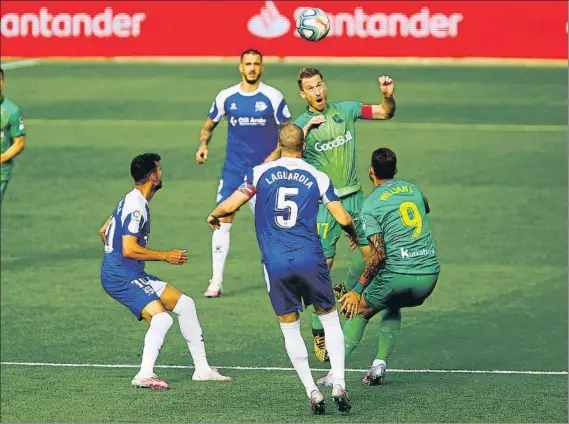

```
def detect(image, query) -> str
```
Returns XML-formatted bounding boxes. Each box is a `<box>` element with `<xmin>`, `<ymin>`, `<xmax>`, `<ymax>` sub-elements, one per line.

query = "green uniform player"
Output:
<box><xmin>0</xmin><ymin>67</ymin><xmax>26</xmax><ymax>205</ymax></box>
<box><xmin>294</xmin><ymin>67</ymin><xmax>396</xmax><ymax>362</ymax></box>
<box><xmin>319</xmin><ymin>147</ymin><xmax>440</xmax><ymax>387</ymax></box>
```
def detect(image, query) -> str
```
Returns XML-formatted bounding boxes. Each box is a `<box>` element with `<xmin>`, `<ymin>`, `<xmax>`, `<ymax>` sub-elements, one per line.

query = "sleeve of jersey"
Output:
<box><xmin>342</xmin><ymin>100</ymin><xmax>364</xmax><ymax>120</ymax></box>
<box><xmin>274</xmin><ymin>97</ymin><xmax>292</xmax><ymax>124</ymax></box>
<box><xmin>321</xmin><ymin>180</ymin><xmax>340</xmax><ymax>205</ymax></box>
<box><xmin>207</xmin><ymin>93</ymin><xmax>226</xmax><ymax>123</ymax></box>
<box><xmin>10</xmin><ymin>108</ymin><xmax>25</xmax><ymax>137</ymax></box>
<box><xmin>361</xmin><ymin>208</ymin><xmax>382</xmax><ymax>239</ymax></box>
<box><xmin>122</xmin><ymin>210</ymin><xmax>145</xmax><ymax>237</ymax></box>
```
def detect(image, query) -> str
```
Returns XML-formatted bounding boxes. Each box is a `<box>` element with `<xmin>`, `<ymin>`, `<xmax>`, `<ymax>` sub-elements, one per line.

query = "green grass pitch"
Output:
<box><xmin>0</xmin><ymin>61</ymin><xmax>567</xmax><ymax>422</ymax></box>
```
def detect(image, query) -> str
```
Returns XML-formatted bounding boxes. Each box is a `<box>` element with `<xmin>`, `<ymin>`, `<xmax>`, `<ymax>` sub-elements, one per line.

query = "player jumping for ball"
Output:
<box><xmin>266</xmin><ymin>67</ymin><xmax>396</xmax><ymax>362</ymax></box>
<box><xmin>196</xmin><ymin>49</ymin><xmax>291</xmax><ymax>298</ymax></box>
<box><xmin>207</xmin><ymin>123</ymin><xmax>357</xmax><ymax>414</ymax></box>
<box><xmin>99</xmin><ymin>153</ymin><xmax>232</xmax><ymax>389</ymax></box>
<box><xmin>319</xmin><ymin>147</ymin><xmax>440</xmax><ymax>386</ymax></box>
<box><xmin>0</xmin><ymin>67</ymin><xmax>26</xmax><ymax>205</ymax></box>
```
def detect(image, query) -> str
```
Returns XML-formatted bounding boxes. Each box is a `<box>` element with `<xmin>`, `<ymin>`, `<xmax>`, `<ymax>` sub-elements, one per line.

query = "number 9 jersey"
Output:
<box><xmin>241</xmin><ymin>157</ymin><xmax>339</xmax><ymax>264</ymax></box>
<box><xmin>360</xmin><ymin>179</ymin><xmax>440</xmax><ymax>275</ymax></box>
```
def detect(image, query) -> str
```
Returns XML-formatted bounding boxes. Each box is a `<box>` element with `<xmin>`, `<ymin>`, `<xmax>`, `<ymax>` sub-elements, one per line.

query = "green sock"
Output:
<box><xmin>311</xmin><ymin>308</ymin><xmax>324</xmax><ymax>332</ymax></box>
<box><xmin>343</xmin><ymin>315</ymin><xmax>369</xmax><ymax>359</ymax></box>
<box><xmin>376</xmin><ymin>309</ymin><xmax>402</xmax><ymax>361</ymax></box>
<box><xmin>344</xmin><ymin>253</ymin><xmax>366</xmax><ymax>291</ymax></box>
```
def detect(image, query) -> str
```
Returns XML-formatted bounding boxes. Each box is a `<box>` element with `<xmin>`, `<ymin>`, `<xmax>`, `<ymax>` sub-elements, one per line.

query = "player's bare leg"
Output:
<box><xmin>132</xmin><ymin>300</ymin><xmax>173</xmax><ymax>390</ymax></box>
<box><xmin>160</xmin><ymin>284</ymin><xmax>232</xmax><ymax>381</ymax></box>
<box><xmin>311</xmin><ymin>257</ymin><xmax>335</xmax><ymax>363</ymax></box>
<box><xmin>205</xmin><ymin>214</ymin><xmax>234</xmax><ymax>297</ymax></box>
<box><xmin>279</xmin><ymin>311</ymin><xmax>325</xmax><ymax>414</ymax></box>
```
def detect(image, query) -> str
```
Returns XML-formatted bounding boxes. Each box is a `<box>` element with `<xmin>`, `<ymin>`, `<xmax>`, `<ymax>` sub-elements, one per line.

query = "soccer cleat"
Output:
<box><xmin>310</xmin><ymin>389</ymin><xmax>326</xmax><ymax>415</ymax></box>
<box><xmin>131</xmin><ymin>373</ymin><xmax>170</xmax><ymax>390</ymax></box>
<box><xmin>361</xmin><ymin>363</ymin><xmax>386</xmax><ymax>386</ymax></box>
<box><xmin>332</xmin><ymin>385</ymin><xmax>352</xmax><ymax>413</ymax></box>
<box><xmin>204</xmin><ymin>280</ymin><xmax>223</xmax><ymax>298</ymax></box>
<box><xmin>192</xmin><ymin>367</ymin><xmax>232</xmax><ymax>381</ymax></box>
<box><xmin>312</xmin><ymin>329</ymin><xmax>329</xmax><ymax>363</ymax></box>
<box><xmin>332</xmin><ymin>282</ymin><xmax>347</xmax><ymax>300</ymax></box>
<box><xmin>316</xmin><ymin>371</ymin><xmax>333</xmax><ymax>387</ymax></box>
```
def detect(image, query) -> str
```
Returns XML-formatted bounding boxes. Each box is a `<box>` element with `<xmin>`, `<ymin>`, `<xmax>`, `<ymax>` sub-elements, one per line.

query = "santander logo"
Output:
<box><xmin>248</xmin><ymin>2</ymin><xmax>464</xmax><ymax>39</ymax></box>
<box><xmin>247</xmin><ymin>1</ymin><xmax>290</xmax><ymax>39</ymax></box>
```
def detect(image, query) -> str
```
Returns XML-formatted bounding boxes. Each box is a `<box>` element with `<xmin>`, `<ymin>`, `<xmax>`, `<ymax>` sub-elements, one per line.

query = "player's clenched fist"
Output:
<box><xmin>164</xmin><ymin>249</ymin><xmax>188</xmax><ymax>265</ymax></box>
<box><xmin>196</xmin><ymin>145</ymin><xmax>208</xmax><ymax>164</ymax></box>
<box><xmin>206</xmin><ymin>214</ymin><xmax>221</xmax><ymax>230</ymax></box>
<box><xmin>378</xmin><ymin>75</ymin><xmax>394</xmax><ymax>98</ymax></box>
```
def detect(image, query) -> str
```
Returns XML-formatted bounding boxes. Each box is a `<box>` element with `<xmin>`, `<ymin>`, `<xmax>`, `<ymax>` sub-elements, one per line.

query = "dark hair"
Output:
<box><xmin>297</xmin><ymin>67</ymin><xmax>323</xmax><ymax>89</ymax></box>
<box><xmin>0</xmin><ymin>67</ymin><xmax>4</xmax><ymax>79</ymax></box>
<box><xmin>130</xmin><ymin>153</ymin><xmax>161</xmax><ymax>184</ymax></box>
<box><xmin>240</xmin><ymin>49</ymin><xmax>263</xmax><ymax>62</ymax></box>
<box><xmin>371</xmin><ymin>148</ymin><xmax>397</xmax><ymax>179</ymax></box>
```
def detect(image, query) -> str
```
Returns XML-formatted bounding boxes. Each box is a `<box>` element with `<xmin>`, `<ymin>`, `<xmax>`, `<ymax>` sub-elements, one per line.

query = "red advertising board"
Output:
<box><xmin>0</xmin><ymin>1</ymin><xmax>567</xmax><ymax>59</ymax></box>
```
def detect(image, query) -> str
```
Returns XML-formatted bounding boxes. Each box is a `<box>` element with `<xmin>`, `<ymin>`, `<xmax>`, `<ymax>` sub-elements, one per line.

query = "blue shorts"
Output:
<box><xmin>264</xmin><ymin>256</ymin><xmax>335</xmax><ymax>316</ymax></box>
<box><xmin>101</xmin><ymin>273</ymin><xmax>168</xmax><ymax>320</ymax></box>
<box><xmin>216</xmin><ymin>167</ymin><xmax>256</xmax><ymax>211</ymax></box>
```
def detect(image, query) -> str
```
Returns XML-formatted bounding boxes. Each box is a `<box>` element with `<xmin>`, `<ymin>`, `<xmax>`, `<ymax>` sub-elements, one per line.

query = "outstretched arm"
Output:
<box><xmin>361</xmin><ymin>76</ymin><xmax>396</xmax><ymax>120</ymax></box>
<box><xmin>207</xmin><ymin>185</ymin><xmax>254</xmax><ymax>228</ymax></box>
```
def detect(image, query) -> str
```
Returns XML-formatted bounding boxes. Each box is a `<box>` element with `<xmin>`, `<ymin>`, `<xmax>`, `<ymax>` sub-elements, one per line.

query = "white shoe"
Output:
<box><xmin>332</xmin><ymin>384</ymin><xmax>352</xmax><ymax>413</ymax></box>
<box><xmin>316</xmin><ymin>370</ymin><xmax>333</xmax><ymax>387</ymax></box>
<box><xmin>192</xmin><ymin>367</ymin><xmax>232</xmax><ymax>381</ymax></box>
<box><xmin>204</xmin><ymin>280</ymin><xmax>223</xmax><ymax>298</ymax></box>
<box><xmin>361</xmin><ymin>362</ymin><xmax>386</xmax><ymax>386</ymax></box>
<box><xmin>131</xmin><ymin>372</ymin><xmax>170</xmax><ymax>390</ymax></box>
<box><xmin>310</xmin><ymin>389</ymin><xmax>326</xmax><ymax>415</ymax></box>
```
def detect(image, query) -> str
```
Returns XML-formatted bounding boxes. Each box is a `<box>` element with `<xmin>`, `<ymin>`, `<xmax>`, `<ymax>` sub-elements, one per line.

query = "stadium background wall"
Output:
<box><xmin>0</xmin><ymin>0</ymin><xmax>567</xmax><ymax>62</ymax></box>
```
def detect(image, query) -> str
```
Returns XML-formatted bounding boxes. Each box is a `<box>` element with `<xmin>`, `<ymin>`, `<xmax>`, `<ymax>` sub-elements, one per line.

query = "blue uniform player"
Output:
<box><xmin>207</xmin><ymin>124</ymin><xmax>357</xmax><ymax>415</ymax></box>
<box><xmin>99</xmin><ymin>153</ymin><xmax>231</xmax><ymax>390</ymax></box>
<box><xmin>196</xmin><ymin>49</ymin><xmax>291</xmax><ymax>298</ymax></box>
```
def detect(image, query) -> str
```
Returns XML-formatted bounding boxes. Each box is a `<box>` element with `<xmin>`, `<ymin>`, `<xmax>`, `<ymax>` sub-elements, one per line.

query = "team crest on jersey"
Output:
<box><xmin>18</xmin><ymin>117</ymin><xmax>25</xmax><ymax>131</ymax></box>
<box><xmin>128</xmin><ymin>210</ymin><xmax>142</xmax><ymax>233</ymax></box>
<box><xmin>332</xmin><ymin>114</ymin><xmax>344</xmax><ymax>124</ymax></box>
<box><xmin>230</xmin><ymin>103</ymin><xmax>237</xmax><ymax>110</ymax></box>
<box><xmin>255</xmin><ymin>101</ymin><xmax>268</xmax><ymax>112</ymax></box>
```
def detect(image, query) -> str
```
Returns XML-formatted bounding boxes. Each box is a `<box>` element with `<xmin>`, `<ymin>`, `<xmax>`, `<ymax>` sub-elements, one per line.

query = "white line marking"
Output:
<box><xmin>1</xmin><ymin>361</ymin><xmax>566</xmax><ymax>375</ymax></box>
<box><xmin>25</xmin><ymin>119</ymin><xmax>566</xmax><ymax>133</ymax></box>
<box><xmin>1</xmin><ymin>59</ymin><xmax>42</xmax><ymax>70</ymax></box>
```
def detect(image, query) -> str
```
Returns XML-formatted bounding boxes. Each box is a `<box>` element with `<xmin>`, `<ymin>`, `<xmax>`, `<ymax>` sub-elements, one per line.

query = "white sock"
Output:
<box><xmin>139</xmin><ymin>312</ymin><xmax>173</xmax><ymax>377</ymax></box>
<box><xmin>173</xmin><ymin>295</ymin><xmax>210</xmax><ymax>374</ymax></box>
<box><xmin>280</xmin><ymin>320</ymin><xmax>318</xmax><ymax>398</ymax></box>
<box><xmin>319</xmin><ymin>310</ymin><xmax>346</xmax><ymax>390</ymax></box>
<box><xmin>211</xmin><ymin>223</ymin><xmax>232</xmax><ymax>286</ymax></box>
<box><xmin>372</xmin><ymin>359</ymin><xmax>387</xmax><ymax>368</ymax></box>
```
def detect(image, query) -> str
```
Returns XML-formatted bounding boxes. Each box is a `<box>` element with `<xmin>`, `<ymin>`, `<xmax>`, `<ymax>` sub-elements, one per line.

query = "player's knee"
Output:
<box><xmin>152</xmin><ymin>311</ymin><xmax>174</xmax><ymax>329</ymax></box>
<box><xmin>172</xmin><ymin>294</ymin><xmax>195</xmax><ymax>315</ymax></box>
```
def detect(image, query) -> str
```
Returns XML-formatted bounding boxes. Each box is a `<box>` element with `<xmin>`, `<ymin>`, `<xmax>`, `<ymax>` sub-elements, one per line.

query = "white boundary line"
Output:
<box><xmin>0</xmin><ymin>56</ymin><xmax>566</xmax><ymax>68</ymax></box>
<box><xmin>0</xmin><ymin>58</ymin><xmax>42</xmax><ymax>70</ymax></box>
<box><xmin>1</xmin><ymin>361</ymin><xmax>566</xmax><ymax>376</ymax></box>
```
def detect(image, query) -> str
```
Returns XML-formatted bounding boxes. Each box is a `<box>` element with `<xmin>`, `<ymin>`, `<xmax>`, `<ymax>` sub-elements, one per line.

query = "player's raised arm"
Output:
<box><xmin>361</xmin><ymin>75</ymin><xmax>396</xmax><ymax>120</ymax></box>
<box><xmin>207</xmin><ymin>182</ymin><xmax>255</xmax><ymax>229</ymax></box>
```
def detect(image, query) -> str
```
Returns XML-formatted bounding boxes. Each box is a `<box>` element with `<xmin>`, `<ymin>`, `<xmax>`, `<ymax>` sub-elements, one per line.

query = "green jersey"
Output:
<box><xmin>294</xmin><ymin>101</ymin><xmax>362</xmax><ymax>198</ymax></box>
<box><xmin>361</xmin><ymin>179</ymin><xmax>440</xmax><ymax>275</ymax></box>
<box><xmin>1</xmin><ymin>97</ymin><xmax>25</xmax><ymax>181</ymax></box>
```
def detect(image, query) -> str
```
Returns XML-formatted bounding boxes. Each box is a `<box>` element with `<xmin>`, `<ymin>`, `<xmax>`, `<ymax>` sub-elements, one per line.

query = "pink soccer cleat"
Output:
<box><xmin>131</xmin><ymin>373</ymin><xmax>170</xmax><ymax>390</ymax></box>
<box><xmin>204</xmin><ymin>280</ymin><xmax>223</xmax><ymax>298</ymax></box>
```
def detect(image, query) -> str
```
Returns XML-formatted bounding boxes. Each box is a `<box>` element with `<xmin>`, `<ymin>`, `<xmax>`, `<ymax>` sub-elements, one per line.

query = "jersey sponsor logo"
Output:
<box><xmin>255</xmin><ymin>101</ymin><xmax>268</xmax><ymax>112</ymax></box>
<box><xmin>400</xmin><ymin>247</ymin><xmax>435</xmax><ymax>259</ymax></box>
<box><xmin>314</xmin><ymin>130</ymin><xmax>353</xmax><ymax>152</ymax></box>
<box><xmin>1</xmin><ymin>7</ymin><xmax>146</xmax><ymax>39</ymax></box>
<box><xmin>247</xmin><ymin>1</ymin><xmax>290</xmax><ymax>39</ymax></box>
<box><xmin>230</xmin><ymin>116</ymin><xmax>267</xmax><ymax>127</ymax></box>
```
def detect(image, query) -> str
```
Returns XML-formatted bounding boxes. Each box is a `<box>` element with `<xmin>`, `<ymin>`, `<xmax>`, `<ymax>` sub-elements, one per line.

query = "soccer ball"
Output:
<box><xmin>296</xmin><ymin>8</ymin><xmax>331</xmax><ymax>42</ymax></box>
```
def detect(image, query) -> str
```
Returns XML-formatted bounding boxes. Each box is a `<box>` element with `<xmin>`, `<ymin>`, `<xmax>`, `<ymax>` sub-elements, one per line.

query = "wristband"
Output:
<box><xmin>353</xmin><ymin>282</ymin><xmax>366</xmax><ymax>295</ymax></box>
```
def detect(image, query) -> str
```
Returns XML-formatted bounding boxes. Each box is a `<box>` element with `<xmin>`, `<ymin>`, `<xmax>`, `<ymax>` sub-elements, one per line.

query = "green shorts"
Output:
<box><xmin>352</xmin><ymin>269</ymin><xmax>439</xmax><ymax>313</ymax></box>
<box><xmin>0</xmin><ymin>179</ymin><xmax>9</xmax><ymax>205</ymax></box>
<box><xmin>317</xmin><ymin>190</ymin><xmax>368</xmax><ymax>259</ymax></box>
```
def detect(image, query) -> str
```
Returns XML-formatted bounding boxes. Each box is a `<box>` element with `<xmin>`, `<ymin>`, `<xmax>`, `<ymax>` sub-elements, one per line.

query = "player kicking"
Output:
<box><xmin>319</xmin><ymin>148</ymin><xmax>440</xmax><ymax>386</ymax></box>
<box><xmin>0</xmin><ymin>67</ymin><xmax>26</xmax><ymax>205</ymax></box>
<box><xmin>99</xmin><ymin>153</ymin><xmax>232</xmax><ymax>389</ymax></box>
<box><xmin>294</xmin><ymin>67</ymin><xmax>396</xmax><ymax>363</ymax></box>
<box><xmin>196</xmin><ymin>48</ymin><xmax>291</xmax><ymax>298</ymax></box>
<box><xmin>207</xmin><ymin>123</ymin><xmax>356</xmax><ymax>414</ymax></box>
